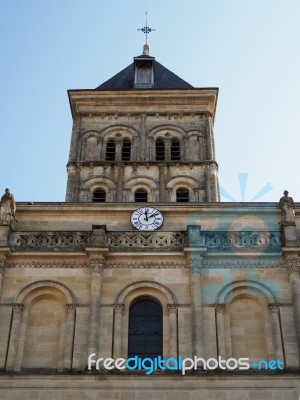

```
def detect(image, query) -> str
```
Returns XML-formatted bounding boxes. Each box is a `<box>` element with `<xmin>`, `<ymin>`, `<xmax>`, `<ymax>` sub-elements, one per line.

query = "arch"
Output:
<box><xmin>148</xmin><ymin>125</ymin><xmax>186</xmax><ymax>139</ymax></box>
<box><xmin>216</xmin><ymin>279</ymin><xmax>277</xmax><ymax>304</ymax></box>
<box><xmin>82</xmin><ymin>130</ymin><xmax>101</xmax><ymax>140</ymax></box>
<box><xmin>82</xmin><ymin>177</ymin><xmax>116</xmax><ymax>192</ymax></box>
<box><xmin>100</xmin><ymin>125</ymin><xmax>139</xmax><ymax>140</ymax></box>
<box><xmin>124</xmin><ymin>176</ymin><xmax>158</xmax><ymax>190</ymax></box>
<box><xmin>187</xmin><ymin>130</ymin><xmax>206</xmax><ymax>139</ymax></box>
<box><xmin>15</xmin><ymin>280</ymin><xmax>75</xmax><ymax>304</ymax></box>
<box><xmin>116</xmin><ymin>280</ymin><xmax>177</xmax><ymax>304</ymax></box>
<box><xmin>166</xmin><ymin>175</ymin><xmax>199</xmax><ymax>188</ymax></box>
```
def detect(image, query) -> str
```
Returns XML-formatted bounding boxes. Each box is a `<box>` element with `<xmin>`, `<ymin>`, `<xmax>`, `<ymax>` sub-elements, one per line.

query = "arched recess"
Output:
<box><xmin>12</xmin><ymin>281</ymin><xmax>75</xmax><ymax>371</ymax></box>
<box><xmin>148</xmin><ymin>125</ymin><xmax>186</xmax><ymax>139</ymax></box>
<box><xmin>100</xmin><ymin>126</ymin><xmax>138</xmax><ymax>160</ymax></box>
<box><xmin>148</xmin><ymin>126</ymin><xmax>186</xmax><ymax>161</ymax></box>
<box><xmin>124</xmin><ymin>176</ymin><xmax>158</xmax><ymax>202</ymax></box>
<box><xmin>81</xmin><ymin>176</ymin><xmax>117</xmax><ymax>202</ymax></box>
<box><xmin>187</xmin><ymin>130</ymin><xmax>206</xmax><ymax>161</ymax></box>
<box><xmin>215</xmin><ymin>280</ymin><xmax>277</xmax><ymax>362</ymax></box>
<box><xmin>166</xmin><ymin>176</ymin><xmax>199</xmax><ymax>202</ymax></box>
<box><xmin>114</xmin><ymin>280</ymin><xmax>177</xmax><ymax>360</ymax></box>
<box><xmin>81</xmin><ymin>131</ymin><xmax>101</xmax><ymax>161</ymax></box>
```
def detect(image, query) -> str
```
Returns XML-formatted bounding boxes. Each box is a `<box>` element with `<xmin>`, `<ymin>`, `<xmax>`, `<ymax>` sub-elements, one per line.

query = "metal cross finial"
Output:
<box><xmin>137</xmin><ymin>12</ymin><xmax>156</xmax><ymax>44</ymax></box>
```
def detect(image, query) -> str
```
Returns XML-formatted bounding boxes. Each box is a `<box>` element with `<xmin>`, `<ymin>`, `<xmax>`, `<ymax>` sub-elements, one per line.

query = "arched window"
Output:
<box><xmin>128</xmin><ymin>298</ymin><xmax>163</xmax><ymax>360</ymax></box>
<box><xmin>171</xmin><ymin>139</ymin><xmax>181</xmax><ymax>161</ymax></box>
<box><xmin>122</xmin><ymin>139</ymin><xmax>131</xmax><ymax>161</ymax></box>
<box><xmin>134</xmin><ymin>188</ymin><xmax>148</xmax><ymax>202</ymax></box>
<box><xmin>156</xmin><ymin>139</ymin><xmax>165</xmax><ymax>161</ymax></box>
<box><xmin>106</xmin><ymin>139</ymin><xmax>116</xmax><ymax>160</ymax></box>
<box><xmin>93</xmin><ymin>188</ymin><xmax>106</xmax><ymax>203</ymax></box>
<box><xmin>176</xmin><ymin>187</ymin><xmax>189</xmax><ymax>202</ymax></box>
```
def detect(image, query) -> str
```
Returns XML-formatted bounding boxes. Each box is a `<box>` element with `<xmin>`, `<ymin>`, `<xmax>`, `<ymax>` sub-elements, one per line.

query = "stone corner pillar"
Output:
<box><xmin>167</xmin><ymin>304</ymin><xmax>178</xmax><ymax>359</ymax></box>
<box><xmin>268</xmin><ymin>304</ymin><xmax>285</xmax><ymax>365</ymax></box>
<box><xmin>87</xmin><ymin>257</ymin><xmax>105</xmax><ymax>358</ymax></box>
<box><xmin>215</xmin><ymin>304</ymin><xmax>226</xmax><ymax>359</ymax></box>
<box><xmin>6</xmin><ymin>304</ymin><xmax>24</xmax><ymax>371</ymax></box>
<box><xmin>64</xmin><ymin>304</ymin><xmax>76</xmax><ymax>371</ymax></box>
<box><xmin>113</xmin><ymin>304</ymin><xmax>125</xmax><ymax>359</ymax></box>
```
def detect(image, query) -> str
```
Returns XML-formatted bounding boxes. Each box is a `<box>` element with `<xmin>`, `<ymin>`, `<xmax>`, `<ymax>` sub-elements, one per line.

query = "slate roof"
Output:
<box><xmin>96</xmin><ymin>59</ymin><xmax>193</xmax><ymax>90</ymax></box>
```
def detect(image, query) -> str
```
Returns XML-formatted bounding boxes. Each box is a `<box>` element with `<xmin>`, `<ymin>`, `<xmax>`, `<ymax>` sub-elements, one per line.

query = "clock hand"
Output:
<box><xmin>148</xmin><ymin>212</ymin><xmax>159</xmax><ymax>218</ymax></box>
<box><xmin>144</xmin><ymin>209</ymin><xmax>149</xmax><ymax>221</ymax></box>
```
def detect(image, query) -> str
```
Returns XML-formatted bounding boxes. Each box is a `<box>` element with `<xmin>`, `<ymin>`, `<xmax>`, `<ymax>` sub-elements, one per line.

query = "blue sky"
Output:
<box><xmin>1</xmin><ymin>0</ymin><xmax>299</xmax><ymax>202</ymax></box>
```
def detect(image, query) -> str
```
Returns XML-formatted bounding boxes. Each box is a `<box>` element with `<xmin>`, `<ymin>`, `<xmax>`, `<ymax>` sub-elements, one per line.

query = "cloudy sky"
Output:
<box><xmin>1</xmin><ymin>0</ymin><xmax>299</xmax><ymax>202</ymax></box>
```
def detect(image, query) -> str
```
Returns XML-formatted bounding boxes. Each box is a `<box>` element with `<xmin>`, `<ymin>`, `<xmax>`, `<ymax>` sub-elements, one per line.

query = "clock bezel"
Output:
<box><xmin>130</xmin><ymin>207</ymin><xmax>164</xmax><ymax>231</ymax></box>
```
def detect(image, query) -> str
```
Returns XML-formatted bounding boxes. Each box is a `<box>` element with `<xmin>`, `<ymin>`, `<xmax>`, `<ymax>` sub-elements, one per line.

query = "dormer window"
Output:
<box><xmin>134</xmin><ymin>57</ymin><xmax>154</xmax><ymax>89</ymax></box>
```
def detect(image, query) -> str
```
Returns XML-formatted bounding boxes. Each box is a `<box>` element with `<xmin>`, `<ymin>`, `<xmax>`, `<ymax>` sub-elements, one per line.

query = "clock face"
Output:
<box><xmin>131</xmin><ymin>207</ymin><xmax>164</xmax><ymax>231</ymax></box>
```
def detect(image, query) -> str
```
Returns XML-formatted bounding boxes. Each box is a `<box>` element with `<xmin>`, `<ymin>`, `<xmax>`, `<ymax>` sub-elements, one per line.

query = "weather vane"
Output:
<box><xmin>137</xmin><ymin>12</ymin><xmax>156</xmax><ymax>44</ymax></box>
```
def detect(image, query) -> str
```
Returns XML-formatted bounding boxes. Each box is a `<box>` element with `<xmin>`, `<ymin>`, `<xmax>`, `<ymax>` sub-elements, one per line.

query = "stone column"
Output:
<box><xmin>164</xmin><ymin>139</ymin><xmax>172</xmax><ymax>162</ymax></box>
<box><xmin>115</xmin><ymin>139</ymin><xmax>122</xmax><ymax>162</ymax></box>
<box><xmin>216</xmin><ymin>304</ymin><xmax>226</xmax><ymax>359</ymax></box>
<box><xmin>116</xmin><ymin>164</ymin><xmax>125</xmax><ymax>202</ymax></box>
<box><xmin>205</xmin><ymin>163</ymin><xmax>212</xmax><ymax>202</ymax></box>
<box><xmin>80</xmin><ymin>139</ymin><xmax>86</xmax><ymax>161</ymax></box>
<box><xmin>166</xmin><ymin>188</ymin><xmax>173</xmax><ymax>202</ymax></box>
<box><xmin>0</xmin><ymin>257</ymin><xmax>6</xmax><ymax>299</ymax></box>
<box><xmin>6</xmin><ymin>304</ymin><xmax>24</xmax><ymax>371</ymax></box>
<box><xmin>64</xmin><ymin>304</ymin><xmax>76</xmax><ymax>370</ymax></box>
<box><xmin>268</xmin><ymin>304</ymin><xmax>284</xmax><ymax>364</ymax></box>
<box><xmin>210</xmin><ymin>163</ymin><xmax>220</xmax><ymax>202</ymax></box>
<box><xmin>168</xmin><ymin>304</ymin><xmax>178</xmax><ymax>359</ymax></box>
<box><xmin>68</xmin><ymin>115</ymin><xmax>81</xmax><ymax>162</ymax></box>
<box><xmin>158</xmin><ymin>163</ymin><xmax>166</xmax><ymax>202</ymax></box>
<box><xmin>66</xmin><ymin>163</ymin><xmax>77</xmax><ymax>202</ymax></box>
<box><xmin>191</xmin><ymin>272</ymin><xmax>203</xmax><ymax>356</ymax></box>
<box><xmin>140</xmin><ymin>113</ymin><xmax>147</xmax><ymax>161</ymax></box>
<box><xmin>206</xmin><ymin>114</ymin><xmax>215</xmax><ymax>161</ymax></box>
<box><xmin>286</xmin><ymin>261</ymin><xmax>300</xmax><ymax>354</ymax></box>
<box><xmin>87</xmin><ymin>257</ymin><xmax>104</xmax><ymax>357</ymax></box>
<box><xmin>148</xmin><ymin>137</ymin><xmax>153</xmax><ymax>161</ymax></box>
<box><xmin>97</xmin><ymin>138</ymin><xmax>103</xmax><ymax>161</ymax></box>
<box><xmin>113</xmin><ymin>304</ymin><xmax>124</xmax><ymax>359</ymax></box>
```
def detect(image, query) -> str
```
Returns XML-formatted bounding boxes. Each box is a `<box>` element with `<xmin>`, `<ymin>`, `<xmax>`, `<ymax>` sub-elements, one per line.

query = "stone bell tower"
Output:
<box><xmin>65</xmin><ymin>44</ymin><xmax>220</xmax><ymax>203</ymax></box>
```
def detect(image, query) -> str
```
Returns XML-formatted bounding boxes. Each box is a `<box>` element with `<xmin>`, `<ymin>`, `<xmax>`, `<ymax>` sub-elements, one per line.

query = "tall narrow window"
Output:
<box><xmin>176</xmin><ymin>187</ymin><xmax>189</xmax><ymax>202</ymax></box>
<box><xmin>106</xmin><ymin>140</ymin><xmax>116</xmax><ymax>160</ymax></box>
<box><xmin>122</xmin><ymin>139</ymin><xmax>131</xmax><ymax>161</ymax></box>
<box><xmin>128</xmin><ymin>298</ymin><xmax>163</xmax><ymax>360</ymax></box>
<box><xmin>134</xmin><ymin>188</ymin><xmax>148</xmax><ymax>202</ymax></box>
<box><xmin>171</xmin><ymin>139</ymin><xmax>181</xmax><ymax>161</ymax></box>
<box><xmin>93</xmin><ymin>189</ymin><xmax>106</xmax><ymax>203</ymax></box>
<box><xmin>156</xmin><ymin>139</ymin><xmax>165</xmax><ymax>161</ymax></box>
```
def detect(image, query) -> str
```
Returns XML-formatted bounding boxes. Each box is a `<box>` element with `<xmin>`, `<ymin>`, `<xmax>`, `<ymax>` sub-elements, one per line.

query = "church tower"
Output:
<box><xmin>66</xmin><ymin>44</ymin><xmax>220</xmax><ymax>203</ymax></box>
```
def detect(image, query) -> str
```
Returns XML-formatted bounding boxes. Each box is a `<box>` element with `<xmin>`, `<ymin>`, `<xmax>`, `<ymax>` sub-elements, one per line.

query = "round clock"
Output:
<box><xmin>131</xmin><ymin>207</ymin><xmax>164</xmax><ymax>231</ymax></box>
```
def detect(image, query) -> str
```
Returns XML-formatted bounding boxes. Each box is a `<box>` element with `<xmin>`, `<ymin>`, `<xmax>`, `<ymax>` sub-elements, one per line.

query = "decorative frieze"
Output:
<box><xmin>283</xmin><ymin>257</ymin><xmax>300</xmax><ymax>275</ymax></box>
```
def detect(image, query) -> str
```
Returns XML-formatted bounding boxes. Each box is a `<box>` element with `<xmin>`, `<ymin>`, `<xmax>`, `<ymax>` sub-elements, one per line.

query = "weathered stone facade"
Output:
<box><xmin>1</xmin><ymin>49</ymin><xmax>300</xmax><ymax>399</ymax></box>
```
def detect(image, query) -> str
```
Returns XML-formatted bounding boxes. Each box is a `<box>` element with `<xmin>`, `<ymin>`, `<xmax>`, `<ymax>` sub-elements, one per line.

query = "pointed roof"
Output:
<box><xmin>96</xmin><ymin>56</ymin><xmax>193</xmax><ymax>90</ymax></box>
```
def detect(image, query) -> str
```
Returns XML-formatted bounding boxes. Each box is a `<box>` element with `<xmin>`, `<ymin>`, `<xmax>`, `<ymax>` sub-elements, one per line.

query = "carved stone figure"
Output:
<box><xmin>278</xmin><ymin>190</ymin><xmax>295</xmax><ymax>224</ymax></box>
<box><xmin>0</xmin><ymin>188</ymin><xmax>16</xmax><ymax>222</ymax></box>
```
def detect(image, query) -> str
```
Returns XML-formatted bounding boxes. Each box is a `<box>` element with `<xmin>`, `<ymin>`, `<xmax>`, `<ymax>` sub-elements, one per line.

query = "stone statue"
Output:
<box><xmin>278</xmin><ymin>190</ymin><xmax>295</xmax><ymax>225</ymax></box>
<box><xmin>0</xmin><ymin>188</ymin><xmax>16</xmax><ymax>222</ymax></box>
